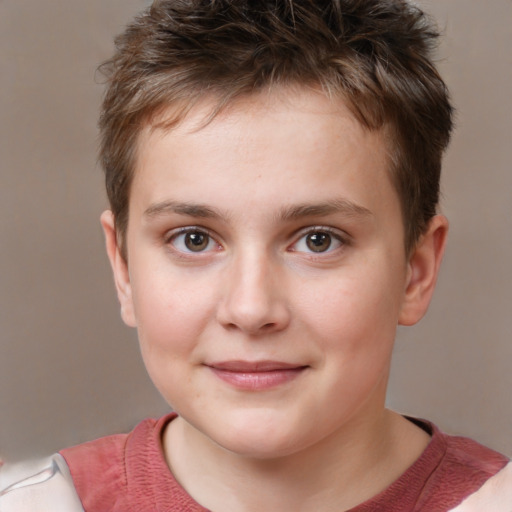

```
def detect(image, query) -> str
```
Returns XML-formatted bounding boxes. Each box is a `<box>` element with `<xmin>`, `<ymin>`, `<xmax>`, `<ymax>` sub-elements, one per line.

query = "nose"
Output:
<box><xmin>216</xmin><ymin>250</ymin><xmax>291</xmax><ymax>335</ymax></box>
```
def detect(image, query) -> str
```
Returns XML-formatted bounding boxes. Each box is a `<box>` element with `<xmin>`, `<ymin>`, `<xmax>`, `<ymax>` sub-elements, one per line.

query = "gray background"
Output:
<box><xmin>1</xmin><ymin>1</ymin><xmax>511</xmax><ymax>462</ymax></box>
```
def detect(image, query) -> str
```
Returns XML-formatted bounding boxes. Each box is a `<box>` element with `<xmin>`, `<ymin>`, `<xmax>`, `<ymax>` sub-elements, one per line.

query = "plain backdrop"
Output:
<box><xmin>1</xmin><ymin>0</ymin><xmax>511</xmax><ymax>462</ymax></box>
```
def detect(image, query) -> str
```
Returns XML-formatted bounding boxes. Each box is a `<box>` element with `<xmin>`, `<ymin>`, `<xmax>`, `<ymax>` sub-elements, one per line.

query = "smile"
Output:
<box><xmin>205</xmin><ymin>361</ymin><xmax>309</xmax><ymax>391</ymax></box>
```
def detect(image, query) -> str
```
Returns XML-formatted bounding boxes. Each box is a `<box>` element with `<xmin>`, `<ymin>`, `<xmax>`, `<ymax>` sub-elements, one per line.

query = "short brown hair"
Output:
<box><xmin>99</xmin><ymin>0</ymin><xmax>453</xmax><ymax>256</ymax></box>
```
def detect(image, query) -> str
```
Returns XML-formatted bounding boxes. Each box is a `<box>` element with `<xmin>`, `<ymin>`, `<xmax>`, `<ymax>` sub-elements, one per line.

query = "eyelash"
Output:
<box><xmin>289</xmin><ymin>226</ymin><xmax>348</xmax><ymax>255</ymax></box>
<box><xmin>164</xmin><ymin>226</ymin><xmax>349</xmax><ymax>256</ymax></box>
<box><xmin>165</xmin><ymin>227</ymin><xmax>221</xmax><ymax>255</ymax></box>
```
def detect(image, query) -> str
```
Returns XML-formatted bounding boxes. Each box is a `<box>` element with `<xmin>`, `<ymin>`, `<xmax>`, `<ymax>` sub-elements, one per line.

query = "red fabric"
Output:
<box><xmin>60</xmin><ymin>414</ymin><xmax>508</xmax><ymax>512</ymax></box>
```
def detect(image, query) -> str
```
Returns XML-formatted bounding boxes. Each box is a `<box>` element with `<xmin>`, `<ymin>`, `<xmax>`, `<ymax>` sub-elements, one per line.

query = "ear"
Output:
<box><xmin>398</xmin><ymin>215</ymin><xmax>449</xmax><ymax>326</ymax></box>
<box><xmin>100</xmin><ymin>210</ymin><xmax>137</xmax><ymax>327</ymax></box>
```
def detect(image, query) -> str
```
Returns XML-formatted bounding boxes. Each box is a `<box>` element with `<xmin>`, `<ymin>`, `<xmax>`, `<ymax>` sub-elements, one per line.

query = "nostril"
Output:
<box><xmin>224</xmin><ymin>321</ymin><xmax>276</xmax><ymax>333</ymax></box>
<box><xmin>215</xmin><ymin>274</ymin><xmax>291</xmax><ymax>334</ymax></box>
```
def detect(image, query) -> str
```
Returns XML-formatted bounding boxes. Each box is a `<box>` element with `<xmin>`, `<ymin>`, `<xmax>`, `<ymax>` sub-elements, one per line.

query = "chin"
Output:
<box><xmin>202</xmin><ymin>411</ymin><xmax>312</xmax><ymax>460</ymax></box>
<box><xmin>220</xmin><ymin>433</ymin><xmax>304</xmax><ymax>460</ymax></box>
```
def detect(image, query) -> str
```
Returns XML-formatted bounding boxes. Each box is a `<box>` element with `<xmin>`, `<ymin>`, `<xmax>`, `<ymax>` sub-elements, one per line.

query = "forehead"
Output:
<box><xmin>130</xmin><ymin>87</ymin><xmax>396</xmax><ymax>220</ymax></box>
<box><xmin>149</xmin><ymin>87</ymin><xmax>376</xmax><ymax>142</ymax></box>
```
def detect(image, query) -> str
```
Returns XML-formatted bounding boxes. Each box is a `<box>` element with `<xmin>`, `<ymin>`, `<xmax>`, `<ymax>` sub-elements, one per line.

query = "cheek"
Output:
<box><xmin>130</xmin><ymin>266</ymin><xmax>218</xmax><ymax>359</ymax></box>
<box><xmin>132</xmin><ymin>278</ymin><xmax>216</xmax><ymax>408</ymax></box>
<box><xmin>299</xmin><ymin>270</ymin><xmax>402</xmax><ymax>345</ymax></box>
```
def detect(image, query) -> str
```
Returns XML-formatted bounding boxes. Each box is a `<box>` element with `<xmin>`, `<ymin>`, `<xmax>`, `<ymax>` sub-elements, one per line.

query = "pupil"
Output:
<box><xmin>185</xmin><ymin>232</ymin><xmax>208</xmax><ymax>251</ymax></box>
<box><xmin>306</xmin><ymin>232</ymin><xmax>331</xmax><ymax>252</ymax></box>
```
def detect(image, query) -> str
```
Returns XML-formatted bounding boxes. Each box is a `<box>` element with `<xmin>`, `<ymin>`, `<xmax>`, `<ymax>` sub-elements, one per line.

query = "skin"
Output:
<box><xmin>102</xmin><ymin>88</ymin><xmax>448</xmax><ymax>511</ymax></box>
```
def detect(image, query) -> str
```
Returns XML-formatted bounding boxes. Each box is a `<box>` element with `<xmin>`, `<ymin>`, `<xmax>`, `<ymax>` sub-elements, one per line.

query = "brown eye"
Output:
<box><xmin>170</xmin><ymin>229</ymin><xmax>217</xmax><ymax>253</ymax></box>
<box><xmin>305</xmin><ymin>232</ymin><xmax>332</xmax><ymax>252</ymax></box>
<box><xmin>184</xmin><ymin>231</ymin><xmax>209</xmax><ymax>252</ymax></box>
<box><xmin>291</xmin><ymin>228</ymin><xmax>344</xmax><ymax>255</ymax></box>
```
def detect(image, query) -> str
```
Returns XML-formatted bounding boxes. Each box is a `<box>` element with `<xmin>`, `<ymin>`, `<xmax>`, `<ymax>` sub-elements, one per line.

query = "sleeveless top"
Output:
<box><xmin>1</xmin><ymin>414</ymin><xmax>511</xmax><ymax>511</ymax></box>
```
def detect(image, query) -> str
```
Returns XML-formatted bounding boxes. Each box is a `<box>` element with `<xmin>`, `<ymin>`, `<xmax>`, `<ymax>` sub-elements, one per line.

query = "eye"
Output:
<box><xmin>291</xmin><ymin>229</ymin><xmax>344</xmax><ymax>254</ymax></box>
<box><xmin>168</xmin><ymin>228</ymin><xmax>219</xmax><ymax>253</ymax></box>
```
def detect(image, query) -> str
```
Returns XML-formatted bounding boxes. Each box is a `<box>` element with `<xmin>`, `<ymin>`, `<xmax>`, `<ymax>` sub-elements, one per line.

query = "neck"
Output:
<box><xmin>163</xmin><ymin>409</ymin><xmax>430</xmax><ymax>512</ymax></box>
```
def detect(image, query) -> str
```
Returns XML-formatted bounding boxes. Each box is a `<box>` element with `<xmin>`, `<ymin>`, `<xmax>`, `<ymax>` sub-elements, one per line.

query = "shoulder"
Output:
<box><xmin>0</xmin><ymin>415</ymin><xmax>180</xmax><ymax>512</ymax></box>
<box><xmin>353</xmin><ymin>419</ymin><xmax>511</xmax><ymax>512</ymax></box>
<box><xmin>449</xmin><ymin>461</ymin><xmax>512</xmax><ymax>511</ymax></box>
<box><xmin>441</xmin><ymin>432</ymin><xmax>512</xmax><ymax>511</ymax></box>
<box><xmin>59</xmin><ymin>430</ymin><xmax>129</xmax><ymax>509</ymax></box>
<box><xmin>416</xmin><ymin>422</ymin><xmax>511</xmax><ymax>511</ymax></box>
<box><xmin>0</xmin><ymin>454</ymin><xmax>84</xmax><ymax>511</ymax></box>
<box><xmin>439</xmin><ymin>427</ymin><xmax>509</xmax><ymax>488</ymax></box>
<box><xmin>59</xmin><ymin>413</ymin><xmax>178</xmax><ymax>511</ymax></box>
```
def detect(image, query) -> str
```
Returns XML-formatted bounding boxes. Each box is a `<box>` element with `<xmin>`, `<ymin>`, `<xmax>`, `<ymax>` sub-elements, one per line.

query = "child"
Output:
<box><xmin>1</xmin><ymin>0</ymin><xmax>511</xmax><ymax>510</ymax></box>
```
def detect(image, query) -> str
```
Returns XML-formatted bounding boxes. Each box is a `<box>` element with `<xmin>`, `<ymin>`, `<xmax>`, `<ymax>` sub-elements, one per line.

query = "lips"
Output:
<box><xmin>206</xmin><ymin>360</ymin><xmax>308</xmax><ymax>390</ymax></box>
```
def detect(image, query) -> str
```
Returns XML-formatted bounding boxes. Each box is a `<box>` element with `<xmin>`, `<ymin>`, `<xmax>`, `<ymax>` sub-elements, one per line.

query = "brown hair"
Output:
<box><xmin>99</xmin><ymin>0</ymin><xmax>453</xmax><ymax>256</ymax></box>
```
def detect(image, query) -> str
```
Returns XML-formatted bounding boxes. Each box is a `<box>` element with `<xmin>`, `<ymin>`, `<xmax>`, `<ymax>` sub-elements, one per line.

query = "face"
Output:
<box><xmin>103</xmin><ymin>88</ymin><xmax>443</xmax><ymax>459</ymax></box>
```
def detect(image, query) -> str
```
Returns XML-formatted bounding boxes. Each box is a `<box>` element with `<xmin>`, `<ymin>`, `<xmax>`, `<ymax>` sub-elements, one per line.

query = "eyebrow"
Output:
<box><xmin>144</xmin><ymin>198</ymin><xmax>373</xmax><ymax>223</ymax></box>
<box><xmin>279</xmin><ymin>199</ymin><xmax>373</xmax><ymax>221</ymax></box>
<box><xmin>144</xmin><ymin>201</ymin><xmax>222</xmax><ymax>219</ymax></box>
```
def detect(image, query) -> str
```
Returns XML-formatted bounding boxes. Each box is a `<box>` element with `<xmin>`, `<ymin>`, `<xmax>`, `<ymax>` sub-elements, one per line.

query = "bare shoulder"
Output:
<box><xmin>0</xmin><ymin>454</ymin><xmax>84</xmax><ymax>512</ymax></box>
<box><xmin>449</xmin><ymin>462</ymin><xmax>512</xmax><ymax>512</ymax></box>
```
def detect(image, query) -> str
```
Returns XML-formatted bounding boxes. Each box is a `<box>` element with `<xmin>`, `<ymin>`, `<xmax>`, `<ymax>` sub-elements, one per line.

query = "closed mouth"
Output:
<box><xmin>205</xmin><ymin>360</ymin><xmax>309</xmax><ymax>390</ymax></box>
<box><xmin>206</xmin><ymin>360</ymin><xmax>308</xmax><ymax>372</ymax></box>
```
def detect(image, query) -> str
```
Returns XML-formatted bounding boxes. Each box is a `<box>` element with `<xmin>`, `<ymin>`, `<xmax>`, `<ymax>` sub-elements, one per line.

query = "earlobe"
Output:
<box><xmin>398</xmin><ymin>215</ymin><xmax>449</xmax><ymax>326</ymax></box>
<box><xmin>100</xmin><ymin>210</ymin><xmax>137</xmax><ymax>327</ymax></box>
